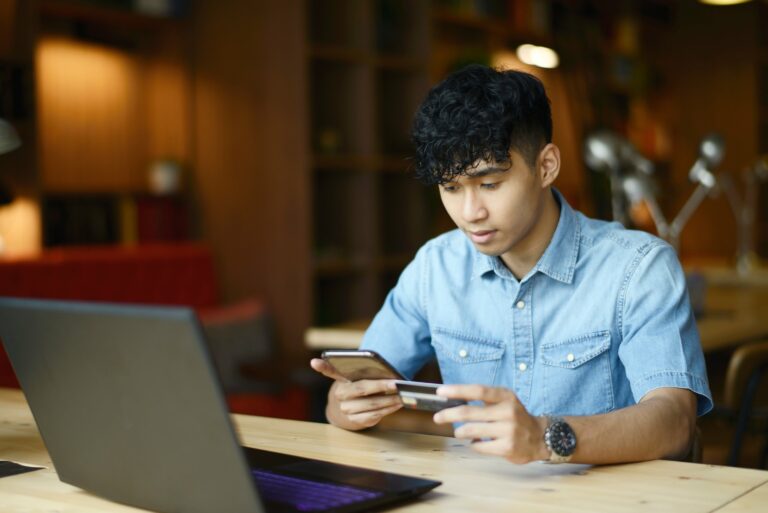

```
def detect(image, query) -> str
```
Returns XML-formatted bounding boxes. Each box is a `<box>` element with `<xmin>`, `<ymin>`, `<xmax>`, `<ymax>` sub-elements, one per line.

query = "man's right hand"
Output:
<box><xmin>310</xmin><ymin>358</ymin><xmax>403</xmax><ymax>431</ymax></box>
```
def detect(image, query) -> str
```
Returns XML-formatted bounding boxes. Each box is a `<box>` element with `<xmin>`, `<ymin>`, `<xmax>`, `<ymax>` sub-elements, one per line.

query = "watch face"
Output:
<box><xmin>546</xmin><ymin>420</ymin><xmax>577</xmax><ymax>457</ymax></box>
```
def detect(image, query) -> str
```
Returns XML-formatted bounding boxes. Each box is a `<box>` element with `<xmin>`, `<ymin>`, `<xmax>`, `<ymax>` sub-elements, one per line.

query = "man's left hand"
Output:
<box><xmin>432</xmin><ymin>384</ymin><xmax>550</xmax><ymax>464</ymax></box>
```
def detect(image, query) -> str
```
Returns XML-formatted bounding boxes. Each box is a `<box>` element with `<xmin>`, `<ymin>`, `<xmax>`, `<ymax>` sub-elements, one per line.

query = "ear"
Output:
<box><xmin>537</xmin><ymin>143</ymin><xmax>560</xmax><ymax>188</ymax></box>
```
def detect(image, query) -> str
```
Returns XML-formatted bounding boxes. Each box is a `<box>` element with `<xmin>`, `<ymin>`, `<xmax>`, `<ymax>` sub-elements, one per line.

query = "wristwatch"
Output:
<box><xmin>543</xmin><ymin>416</ymin><xmax>577</xmax><ymax>463</ymax></box>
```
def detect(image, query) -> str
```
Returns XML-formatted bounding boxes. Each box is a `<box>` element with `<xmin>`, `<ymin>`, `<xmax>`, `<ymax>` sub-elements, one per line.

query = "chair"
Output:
<box><xmin>723</xmin><ymin>340</ymin><xmax>768</xmax><ymax>468</ymax></box>
<box><xmin>682</xmin><ymin>426</ymin><xmax>703</xmax><ymax>463</ymax></box>
<box><xmin>198</xmin><ymin>299</ymin><xmax>310</xmax><ymax>420</ymax></box>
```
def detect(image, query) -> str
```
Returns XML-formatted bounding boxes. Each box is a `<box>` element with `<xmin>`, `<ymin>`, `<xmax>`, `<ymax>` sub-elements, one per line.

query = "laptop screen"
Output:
<box><xmin>0</xmin><ymin>298</ymin><xmax>262</xmax><ymax>513</ymax></box>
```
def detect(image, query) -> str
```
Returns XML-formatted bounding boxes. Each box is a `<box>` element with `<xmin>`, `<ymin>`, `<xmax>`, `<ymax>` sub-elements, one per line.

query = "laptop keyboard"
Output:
<box><xmin>252</xmin><ymin>469</ymin><xmax>384</xmax><ymax>512</ymax></box>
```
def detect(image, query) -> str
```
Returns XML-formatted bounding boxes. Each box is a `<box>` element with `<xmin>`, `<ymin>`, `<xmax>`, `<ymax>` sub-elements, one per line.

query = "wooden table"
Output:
<box><xmin>696</xmin><ymin>280</ymin><xmax>768</xmax><ymax>353</ymax></box>
<box><xmin>1</xmin><ymin>388</ymin><xmax>767</xmax><ymax>512</ymax></box>
<box><xmin>305</xmin><ymin>319</ymin><xmax>369</xmax><ymax>350</ymax></box>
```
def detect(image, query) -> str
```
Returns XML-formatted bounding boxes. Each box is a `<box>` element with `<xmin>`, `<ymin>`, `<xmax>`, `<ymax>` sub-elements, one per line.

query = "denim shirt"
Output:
<box><xmin>361</xmin><ymin>190</ymin><xmax>713</xmax><ymax>417</ymax></box>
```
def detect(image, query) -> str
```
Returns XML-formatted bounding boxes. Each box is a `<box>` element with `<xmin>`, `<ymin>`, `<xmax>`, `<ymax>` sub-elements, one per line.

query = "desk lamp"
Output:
<box><xmin>0</xmin><ymin>118</ymin><xmax>21</xmax><ymax>156</ymax></box>
<box><xmin>664</xmin><ymin>134</ymin><xmax>725</xmax><ymax>250</ymax></box>
<box><xmin>584</xmin><ymin>130</ymin><xmax>658</xmax><ymax>227</ymax></box>
<box><xmin>719</xmin><ymin>154</ymin><xmax>768</xmax><ymax>274</ymax></box>
<box><xmin>0</xmin><ymin>118</ymin><xmax>20</xmax><ymax>206</ymax></box>
<box><xmin>0</xmin><ymin>118</ymin><xmax>20</xmax><ymax>203</ymax></box>
<box><xmin>585</xmin><ymin>131</ymin><xmax>725</xmax><ymax>252</ymax></box>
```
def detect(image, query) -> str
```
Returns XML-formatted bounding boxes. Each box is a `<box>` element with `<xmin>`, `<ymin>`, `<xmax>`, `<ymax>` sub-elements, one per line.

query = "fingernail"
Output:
<box><xmin>433</xmin><ymin>413</ymin><xmax>442</xmax><ymax>423</ymax></box>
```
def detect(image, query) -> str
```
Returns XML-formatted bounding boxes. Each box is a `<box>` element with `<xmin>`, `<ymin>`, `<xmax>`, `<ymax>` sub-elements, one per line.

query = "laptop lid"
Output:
<box><xmin>0</xmin><ymin>297</ymin><xmax>265</xmax><ymax>513</ymax></box>
<box><xmin>0</xmin><ymin>297</ymin><xmax>440</xmax><ymax>513</ymax></box>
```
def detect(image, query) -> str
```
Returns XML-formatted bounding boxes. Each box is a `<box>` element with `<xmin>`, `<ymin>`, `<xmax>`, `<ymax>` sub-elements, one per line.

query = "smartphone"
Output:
<box><xmin>395</xmin><ymin>381</ymin><xmax>467</xmax><ymax>412</ymax></box>
<box><xmin>321</xmin><ymin>350</ymin><xmax>405</xmax><ymax>381</ymax></box>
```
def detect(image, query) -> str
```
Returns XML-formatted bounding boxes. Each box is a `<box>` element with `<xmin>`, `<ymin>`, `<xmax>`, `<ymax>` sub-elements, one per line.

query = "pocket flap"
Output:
<box><xmin>432</xmin><ymin>327</ymin><xmax>505</xmax><ymax>363</ymax></box>
<box><xmin>541</xmin><ymin>331</ymin><xmax>611</xmax><ymax>369</ymax></box>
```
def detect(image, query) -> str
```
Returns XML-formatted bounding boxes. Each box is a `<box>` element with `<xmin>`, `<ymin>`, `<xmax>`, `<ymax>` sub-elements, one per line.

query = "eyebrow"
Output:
<box><xmin>464</xmin><ymin>166</ymin><xmax>510</xmax><ymax>179</ymax></box>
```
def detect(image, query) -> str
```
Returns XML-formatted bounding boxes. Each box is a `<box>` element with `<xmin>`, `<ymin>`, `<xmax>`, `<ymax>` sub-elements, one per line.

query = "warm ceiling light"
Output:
<box><xmin>698</xmin><ymin>0</ymin><xmax>752</xmax><ymax>5</ymax></box>
<box><xmin>515</xmin><ymin>44</ymin><xmax>559</xmax><ymax>69</ymax></box>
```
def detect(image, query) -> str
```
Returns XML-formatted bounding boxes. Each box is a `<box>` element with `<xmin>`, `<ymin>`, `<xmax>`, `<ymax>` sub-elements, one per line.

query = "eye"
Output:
<box><xmin>480</xmin><ymin>182</ymin><xmax>499</xmax><ymax>190</ymax></box>
<box><xmin>441</xmin><ymin>184</ymin><xmax>459</xmax><ymax>193</ymax></box>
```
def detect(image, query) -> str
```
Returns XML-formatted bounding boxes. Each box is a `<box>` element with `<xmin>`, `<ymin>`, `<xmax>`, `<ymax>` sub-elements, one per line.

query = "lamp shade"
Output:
<box><xmin>0</xmin><ymin>118</ymin><xmax>21</xmax><ymax>155</ymax></box>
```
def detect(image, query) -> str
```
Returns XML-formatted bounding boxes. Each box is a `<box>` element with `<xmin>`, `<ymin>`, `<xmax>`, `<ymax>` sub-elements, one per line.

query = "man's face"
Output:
<box><xmin>438</xmin><ymin>149</ymin><xmax>550</xmax><ymax>261</ymax></box>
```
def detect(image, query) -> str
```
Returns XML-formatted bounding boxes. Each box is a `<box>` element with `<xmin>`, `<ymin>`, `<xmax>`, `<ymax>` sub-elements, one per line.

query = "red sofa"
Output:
<box><xmin>0</xmin><ymin>243</ymin><xmax>307</xmax><ymax>420</ymax></box>
<box><xmin>0</xmin><ymin>244</ymin><xmax>218</xmax><ymax>309</ymax></box>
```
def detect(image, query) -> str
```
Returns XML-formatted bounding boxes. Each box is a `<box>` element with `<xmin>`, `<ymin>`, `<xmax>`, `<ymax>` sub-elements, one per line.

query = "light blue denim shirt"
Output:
<box><xmin>361</xmin><ymin>189</ymin><xmax>713</xmax><ymax>417</ymax></box>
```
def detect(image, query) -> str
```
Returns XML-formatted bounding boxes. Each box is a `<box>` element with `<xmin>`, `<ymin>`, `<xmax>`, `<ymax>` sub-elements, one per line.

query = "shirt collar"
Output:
<box><xmin>535</xmin><ymin>188</ymin><xmax>580</xmax><ymax>284</ymax></box>
<box><xmin>471</xmin><ymin>188</ymin><xmax>580</xmax><ymax>284</ymax></box>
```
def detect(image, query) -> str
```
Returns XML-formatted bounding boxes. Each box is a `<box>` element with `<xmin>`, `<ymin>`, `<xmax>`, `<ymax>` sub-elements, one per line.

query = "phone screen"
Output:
<box><xmin>321</xmin><ymin>350</ymin><xmax>404</xmax><ymax>381</ymax></box>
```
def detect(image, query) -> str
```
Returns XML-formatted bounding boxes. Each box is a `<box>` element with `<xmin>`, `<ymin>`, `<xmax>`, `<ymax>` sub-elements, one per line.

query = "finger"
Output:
<box><xmin>467</xmin><ymin>438</ymin><xmax>511</xmax><ymax>457</ymax></box>
<box><xmin>334</xmin><ymin>379</ymin><xmax>398</xmax><ymax>401</ymax></box>
<box><xmin>310</xmin><ymin>358</ymin><xmax>349</xmax><ymax>382</ymax></box>
<box><xmin>433</xmin><ymin>404</ymin><xmax>475</xmax><ymax>424</ymax></box>
<box><xmin>347</xmin><ymin>402</ymin><xmax>403</xmax><ymax>427</ymax></box>
<box><xmin>468</xmin><ymin>438</ymin><xmax>537</xmax><ymax>464</ymax></box>
<box><xmin>340</xmin><ymin>395</ymin><xmax>403</xmax><ymax>416</ymax></box>
<box><xmin>435</xmin><ymin>400</ymin><xmax>522</xmax><ymax>424</ymax></box>
<box><xmin>437</xmin><ymin>384</ymin><xmax>518</xmax><ymax>404</ymax></box>
<box><xmin>434</xmin><ymin>403</ymin><xmax>503</xmax><ymax>424</ymax></box>
<box><xmin>453</xmin><ymin>421</ymin><xmax>509</xmax><ymax>440</ymax></box>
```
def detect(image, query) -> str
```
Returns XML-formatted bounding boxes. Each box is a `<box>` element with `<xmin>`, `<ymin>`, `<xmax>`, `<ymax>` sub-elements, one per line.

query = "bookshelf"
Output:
<box><xmin>29</xmin><ymin>0</ymin><xmax>195</xmax><ymax>248</ymax></box>
<box><xmin>35</xmin><ymin>0</ymin><xmax>191</xmax><ymax>194</ymax></box>
<box><xmin>308</xmin><ymin>0</ymin><xmax>427</xmax><ymax>326</ymax></box>
<box><xmin>307</xmin><ymin>0</ymin><xmax>524</xmax><ymax>326</ymax></box>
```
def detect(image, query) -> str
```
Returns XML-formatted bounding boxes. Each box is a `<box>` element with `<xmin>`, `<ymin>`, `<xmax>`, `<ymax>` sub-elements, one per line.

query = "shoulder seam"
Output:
<box><xmin>616</xmin><ymin>240</ymin><xmax>666</xmax><ymax>336</ymax></box>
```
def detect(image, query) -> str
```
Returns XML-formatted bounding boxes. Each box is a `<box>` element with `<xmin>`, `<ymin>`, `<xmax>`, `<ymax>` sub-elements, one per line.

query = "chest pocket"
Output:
<box><xmin>539</xmin><ymin>331</ymin><xmax>614</xmax><ymax>415</ymax></box>
<box><xmin>432</xmin><ymin>328</ymin><xmax>505</xmax><ymax>386</ymax></box>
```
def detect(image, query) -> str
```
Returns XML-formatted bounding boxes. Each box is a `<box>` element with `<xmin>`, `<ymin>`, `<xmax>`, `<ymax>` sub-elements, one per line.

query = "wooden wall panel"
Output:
<box><xmin>490</xmin><ymin>54</ymin><xmax>588</xmax><ymax>212</ymax></box>
<box><xmin>191</xmin><ymin>0</ymin><xmax>311</xmax><ymax>362</ymax></box>
<box><xmin>0</xmin><ymin>0</ymin><xmax>18</xmax><ymax>58</ymax></box>
<box><xmin>36</xmin><ymin>37</ymin><xmax>145</xmax><ymax>192</ymax></box>
<box><xmin>541</xmin><ymin>70</ymin><xmax>587</xmax><ymax>212</ymax></box>
<box><xmin>651</xmin><ymin>2</ymin><xmax>758</xmax><ymax>261</ymax></box>
<box><xmin>143</xmin><ymin>27</ymin><xmax>191</xmax><ymax>165</ymax></box>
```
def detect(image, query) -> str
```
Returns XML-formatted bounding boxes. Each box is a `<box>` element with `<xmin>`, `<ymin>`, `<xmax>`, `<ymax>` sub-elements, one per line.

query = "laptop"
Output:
<box><xmin>0</xmin><ymin>297</ymin><xmax>440</xmax><ymax>513</ymax></box>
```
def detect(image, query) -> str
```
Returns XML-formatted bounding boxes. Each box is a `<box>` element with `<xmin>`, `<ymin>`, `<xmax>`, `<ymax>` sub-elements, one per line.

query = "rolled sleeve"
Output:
<box><xmin>618</xmin><ymin>243</ymin><xmax>713</xmax><ymax>416</ymax></box>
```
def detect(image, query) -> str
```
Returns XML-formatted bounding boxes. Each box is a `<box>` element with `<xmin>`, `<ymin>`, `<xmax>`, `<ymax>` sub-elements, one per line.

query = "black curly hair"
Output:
<box><xmin>411</xmin><ymin>65</ymin><xmax>552</xmax><ymax>185</ymax></box>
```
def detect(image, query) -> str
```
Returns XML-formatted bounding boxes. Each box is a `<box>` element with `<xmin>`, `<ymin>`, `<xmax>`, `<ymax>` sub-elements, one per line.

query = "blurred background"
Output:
<box><xmin>1</xmin><ymin>0</ymin><xmax>767</xmax><ymax>468</ymax></box>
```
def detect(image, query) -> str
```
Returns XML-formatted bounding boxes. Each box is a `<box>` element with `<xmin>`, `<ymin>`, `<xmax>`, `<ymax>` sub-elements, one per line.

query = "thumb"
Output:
<box><xmin>310</xmin><ymin>358</ymin><xmax>349</xmax><ymax>382</ymax></box>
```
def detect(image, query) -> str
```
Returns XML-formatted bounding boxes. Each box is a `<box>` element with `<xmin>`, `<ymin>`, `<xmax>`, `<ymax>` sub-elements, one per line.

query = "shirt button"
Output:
<box><xmin>459</xmin><ymin>349</ymin><xmax>468</xmax><ymax>358</ymax></box>
<box><xmin>518</xmin><ymin>362</ymin><xmax>527</xmax><ymax>371</ymax></box>
<box><xmin>516</xmin><ymin>300</ymin><xmax>525</xmax><ymax>309</ymax></box>
<box><xmin>567</xmin><ymin>353</ymin><xmax>575</xmax><ymax>362</ymax></box>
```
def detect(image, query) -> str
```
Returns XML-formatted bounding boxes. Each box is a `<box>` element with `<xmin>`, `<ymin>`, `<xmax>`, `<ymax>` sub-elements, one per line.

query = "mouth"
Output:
<box><xmin>468</xmin><ymin>229</ymin><xmax>497</xmax><ymax>244</ymax></box>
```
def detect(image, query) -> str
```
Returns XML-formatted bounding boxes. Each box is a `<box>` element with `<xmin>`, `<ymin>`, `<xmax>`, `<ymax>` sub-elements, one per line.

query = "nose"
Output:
<box><xmin>462</xmin><ymin>189</ymin><xmax>488</xmax><ymax>223</ymax></box>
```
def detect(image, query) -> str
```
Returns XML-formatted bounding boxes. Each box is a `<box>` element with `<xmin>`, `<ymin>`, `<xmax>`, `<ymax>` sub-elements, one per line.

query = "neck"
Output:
<box><xmin>501</xmin><ymin>189</ymin><xmax>561</xmax><ymax>279</ymax></box>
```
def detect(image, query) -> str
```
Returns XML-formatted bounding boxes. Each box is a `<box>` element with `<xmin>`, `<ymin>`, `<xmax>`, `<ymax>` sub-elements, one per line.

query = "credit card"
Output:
<box><xmin>394</xmin><ymin>381</ymin><xmax>467</xmax><ymax>412</ymax></box>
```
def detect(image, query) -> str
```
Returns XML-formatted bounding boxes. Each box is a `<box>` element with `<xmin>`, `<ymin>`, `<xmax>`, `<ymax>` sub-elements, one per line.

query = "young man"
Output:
<box><xmin>311</xmin><ymin>65</ymin><xmax>712</xmax><ymax>465</ymax></box>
